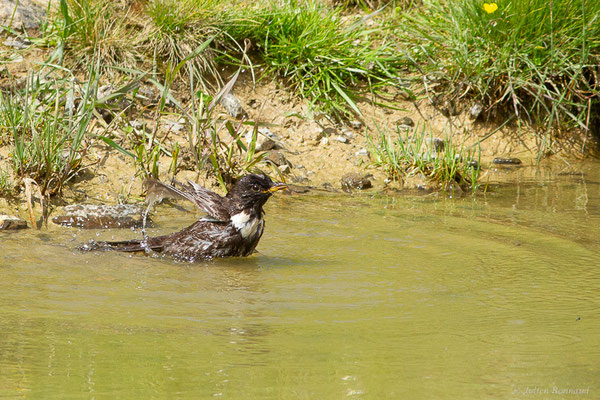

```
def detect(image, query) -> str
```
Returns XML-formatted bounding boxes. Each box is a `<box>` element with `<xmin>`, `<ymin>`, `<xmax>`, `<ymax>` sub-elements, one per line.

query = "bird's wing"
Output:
<box><xmin>144</xmin><ymin>178</ymin><xmax>230</xmax><ymax>221</ymax></box>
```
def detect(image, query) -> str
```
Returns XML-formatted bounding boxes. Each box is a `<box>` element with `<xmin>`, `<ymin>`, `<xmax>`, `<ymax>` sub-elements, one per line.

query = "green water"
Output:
<box><xmin>1</xmin><ymin>165</ymin><xmax>600</xmax><ymax>399</ymax></box>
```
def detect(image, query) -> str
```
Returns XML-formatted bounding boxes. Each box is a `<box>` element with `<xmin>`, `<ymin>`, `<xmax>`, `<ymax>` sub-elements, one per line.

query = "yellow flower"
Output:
<box><xmin>483</xmin><ymin>2</ymin><xmax>498</xmax><ymax>14</ymax></box>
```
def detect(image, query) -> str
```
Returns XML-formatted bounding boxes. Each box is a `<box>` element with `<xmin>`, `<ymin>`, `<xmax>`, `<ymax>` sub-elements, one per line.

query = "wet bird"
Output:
<box><xmin>82</xmin><ymin>174</ymin><xmax>287</xmax><ymax>261</ymax></box>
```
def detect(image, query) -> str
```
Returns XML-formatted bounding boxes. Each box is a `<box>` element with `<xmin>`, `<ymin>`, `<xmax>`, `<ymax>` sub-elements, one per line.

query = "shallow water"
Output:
<box><xmin>1</xmin><ymin>163</ymin><xmax>600</xmax><ymax>399</ymax></box>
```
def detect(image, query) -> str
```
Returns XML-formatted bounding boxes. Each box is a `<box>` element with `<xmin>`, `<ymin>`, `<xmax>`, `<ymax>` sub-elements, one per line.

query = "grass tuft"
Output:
<box><xmin>46</xmin><ymin>0</ymin><xmax>145</xmax><ymax>69</ymax></box>
<box><xmin>368</xmin><ymin>124</ymin><xmax>482</xmax><ymax>191</ymax></box>
<box><xmin>399</xmin><ymin>0</ymin><xmax>600</xmax><ymax>148</ymax></box>
<box><xmin>0</xmin><ymin>67</ymin><xmax>97</xmax><ymax>196</ymax></box>
<box><xmin>223</xmin><ymin>1</ymin><xmax>405</xmax><ymax>118</ymax></box>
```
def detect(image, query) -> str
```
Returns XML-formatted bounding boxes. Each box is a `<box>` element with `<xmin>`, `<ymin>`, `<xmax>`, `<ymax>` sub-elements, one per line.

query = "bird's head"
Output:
<box><xmin>226</xmin><ymin>174</ymin><xmax>287</xmax><ymax>213</ymax></box>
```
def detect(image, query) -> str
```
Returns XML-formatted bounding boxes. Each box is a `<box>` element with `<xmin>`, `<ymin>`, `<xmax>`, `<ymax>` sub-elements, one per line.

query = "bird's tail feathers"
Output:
<box><xmin>78</xmin><ymin>239</ymin><xmax>160</xmax><ymax>253</ymax></box>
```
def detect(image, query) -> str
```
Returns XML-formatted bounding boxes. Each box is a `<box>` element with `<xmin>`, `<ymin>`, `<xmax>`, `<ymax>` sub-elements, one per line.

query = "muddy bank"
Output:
<box><xmin>0</xmin><ymin>65</ymin><xmax>596</xmax><ymax>222</ymax></box>
<box><xmin>0</xmin><ymin>36</ymin><xmax>596</xmax><ymax>226</ymax></box>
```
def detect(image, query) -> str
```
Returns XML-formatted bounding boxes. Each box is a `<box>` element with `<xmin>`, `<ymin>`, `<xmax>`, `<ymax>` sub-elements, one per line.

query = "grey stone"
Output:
<box><xmin>162</xmin><ymin>118</ymin><xmax>185</xmax><ymax>133</ymax></box>
<box><xmin>397</xmin><ymin>116</ymin><xmax>415</xmax><ymax>127</ymax></box>
<box><xmin>426</xmin><ymin>137</ymin><xmax>445</xmax><ymax>152</ymax></box>
<box><xmin>355</xmin><ymin>148</ymin><xmax>369</xmax><ymax>156</ymax></box>
<box><xmin>4</xmin><ymin>36</ymin><xmax>31</xmax><ymax>49</ymax></box>
<box><xmin>52</xmin><ymin>204</ymin><xmax>150</xmax><ymax>229</ymax></box>
<box><xmin>469</xmin><ymin>102</ymin><xmax>483</xmax><ymax>120</ymax></box>
<box><xmin>467</xmin><ymin>160</ymin><xmax>480</xmax><ymax>169</ymax></box>
<box><xmin>245</xmin><ymin>127</ymin><xmax>277</xmax><ymax>152</ymax></box>
<box><xmin>333</xmin><ymin>135</ymin><xmax>348</xmax><ymax>144</ymax></box>
<box><xmin>0</xmin><ymin>0</ymin><xmax>46</xmax><ymax>30</ymax></box>
<box><xmin>220</xmin><ymin>93</ymin><xmax>246</xmax><ymax>119</ymax></box>
<box><xmin>136</xmin><ymin>86</ymin><xmax>158</xmax><ymax>105</ymax></box>
<box><xmin>349</xmin><ymin>120</ymin><xmax>363</xmax><ymax>129</ymax></box>
<box><xmin>396</xmin><ymin>116</ymin><xmax>415</xmax><ymax>130</ymax></box>
<box><xmin>0</xmin><ymin>215</ymin><xmax>27</xmax><ymax>230</ymax></box>
<box><xmin>341</xmin><ymin>129</ymin><xmax>355</xmax><ymax>139</ymax></box>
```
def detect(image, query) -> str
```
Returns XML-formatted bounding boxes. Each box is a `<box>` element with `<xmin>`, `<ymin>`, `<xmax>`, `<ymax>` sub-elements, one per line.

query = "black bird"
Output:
<box><xmin>83</xmin><ymin>174</ymin><xmax>287</xmax><ymax>262</ymax></box>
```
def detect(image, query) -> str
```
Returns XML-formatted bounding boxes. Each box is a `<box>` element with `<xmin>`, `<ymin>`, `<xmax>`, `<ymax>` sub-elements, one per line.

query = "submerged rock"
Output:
<box><xmin>52</xmin><ymin>204</ymin><xmax>150</xmax><ymax>229</ymax></box>
<box><xmin>286</xmin><ymin>184</ymin><xmax>310</xmax><ymax>194</ymax></box>
<box><xmin>493</xmin><ymin>157</ymin><xmax>522</xmax><ymax>165</ymax></box>
<box><xmin>341</xmin><ymin>173</ymin><xmax>373</xmax><ymax>193</ymax></box>
<box><xmin>0</xmin><ymin>215</ymin><xmax>27</xmax><ymax>230</ymax></box>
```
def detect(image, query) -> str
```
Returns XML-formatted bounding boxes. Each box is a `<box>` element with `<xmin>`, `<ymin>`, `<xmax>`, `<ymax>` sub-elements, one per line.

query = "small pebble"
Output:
<box><xmin>220</xmin><ymin>93</ymin><xmax>246</xmax><ymax>119</ymax></box>
<box><xmin>396</xmin><ymin>116</ymin><xmax>415</xmax><ymax>129</ymax></box>
<box><xmin>245</xmin><ymin>128</ymin><xmax>277</xmax><ymax>152</ymax></box>
<box><xmin>349</xmin><ymin>120</ymin><xmax>363</xmax><ymax>129</ymax></box>
<box><xmin>4</xmin><ymin>36</ymin><xmax>31</xmax><ymax>49</ymax></box>
<box><xmin>341</xmin><ymin>129</ymin><xmax>355</xmax><ymax>139</ymax></box>
<box><xmin>469</xmin><ymin>102</ymin><xmax>483</xmax><ymax>120</ymax></box>
<box><xmin>426</xmin><ymin>137</ymin><xmax>445</xmax><ymax>152</ymax></box>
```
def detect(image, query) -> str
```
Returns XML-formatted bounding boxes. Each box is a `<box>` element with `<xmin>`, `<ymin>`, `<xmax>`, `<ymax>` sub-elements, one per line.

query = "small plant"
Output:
<box><xmin>206</xmin><ymin>120</ymin><xmax>267</xmax><ymax>190</ymax></box>
<box><xmin>0</xmin><ymin>68</ymin><xmax>97</xmax><ymax>196</ymax></box>
<box><xmin>98</xmin><ymin>39</ymin><xmax>266</xmax><ymax>189</ymax></box>
<box><xmin>0</xmin><ymin>164</ymin><xmax>15</xmax><ymax>196</ymax></box>
<box><xmin>368</xmin><ymin>124</ymin><xmax>482</xmax><ymax>191</ymax></box>
<box><xmin>145</xmin><ymin>0</ymin><xmax>221</xmax><ymax>86</ymax></box>
<box><xmin>189</xmin><ymin>52</ymin><xmax>268</xmax><ymax>190</ymax></box>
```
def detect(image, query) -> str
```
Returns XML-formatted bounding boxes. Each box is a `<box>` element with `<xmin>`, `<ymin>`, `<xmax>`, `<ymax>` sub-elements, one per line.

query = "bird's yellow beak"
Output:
<box><xmin>264</xmin><ymin>183</ymin><xmax>287</xmax><ymax>193</ymax></box>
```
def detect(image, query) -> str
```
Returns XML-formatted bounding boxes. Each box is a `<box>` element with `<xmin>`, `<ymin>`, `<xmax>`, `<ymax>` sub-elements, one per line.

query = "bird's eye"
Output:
<box><xmin>252</xmin><ymin>184</ymin><xmax>260</xmax><ymax>192</ymax></box>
